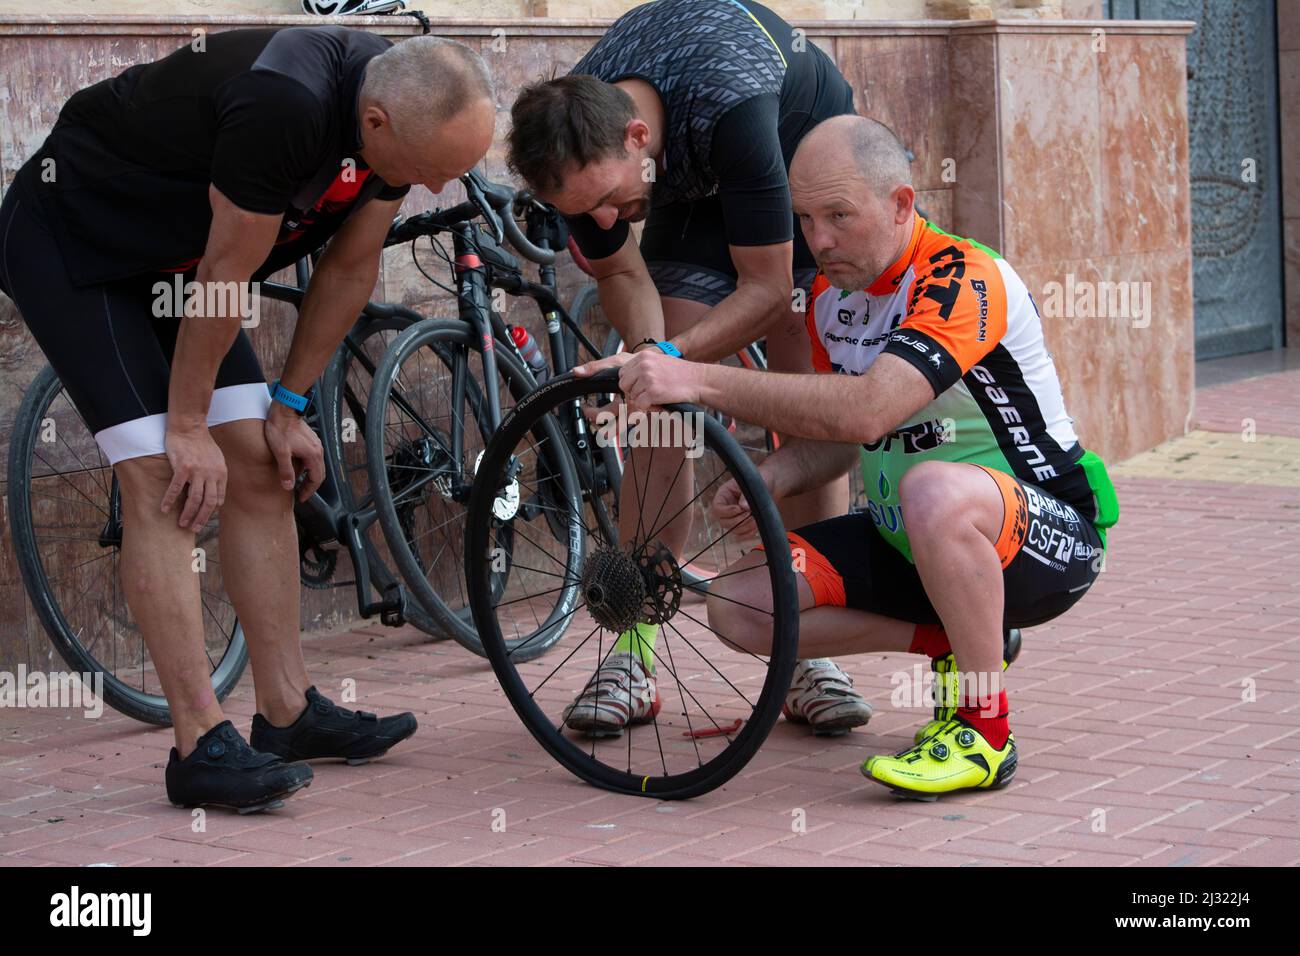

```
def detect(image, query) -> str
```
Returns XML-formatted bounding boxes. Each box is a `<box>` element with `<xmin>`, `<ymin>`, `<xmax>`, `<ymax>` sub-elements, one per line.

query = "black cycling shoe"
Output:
<box><xmin>165</xmin><ymin>720</ymin><xmax>313</xmax><ymax>814</ymax></box>
<box><xmin>250</xmin><ymin>686</ymin><xmax>418</xmax><ymax>765</ymax></box>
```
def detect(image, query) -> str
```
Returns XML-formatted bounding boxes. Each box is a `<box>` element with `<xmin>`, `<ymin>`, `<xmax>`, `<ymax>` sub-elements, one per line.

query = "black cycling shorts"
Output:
<box><xmin>785</xmin><ymin>465</ymin><xmax>1105</xmax><ymax>629</ymax></box>
<box><xmin>0</xmin><ymin>176</ymin><xmax>270</xmax><ymax>464</ymax></box>
<box><xmin>639</xmin><ymin>195</ymin><xmax>821</xmax><ymax>307</ymax></box>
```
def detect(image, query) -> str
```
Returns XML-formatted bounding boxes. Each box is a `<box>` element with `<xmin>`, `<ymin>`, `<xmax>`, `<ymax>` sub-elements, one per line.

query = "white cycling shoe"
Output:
<box><xmin>562</xmin><ymin>653</ymin><xmax>661</xmax><ymax>738</ymax></box>
<box><xmin>783</xmin><ymin>658</ymin><xmax>873</xmax><ymax>736</ymax></box>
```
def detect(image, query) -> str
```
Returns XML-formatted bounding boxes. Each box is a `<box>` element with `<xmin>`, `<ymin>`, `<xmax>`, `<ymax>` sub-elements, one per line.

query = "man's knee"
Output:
<box><xmin>705</xmin><ymin>555</ymin><xmax>775</xmax><ymax>655</ymax></box>
<box><xmin>210</xmin><ymin>420</ymin><xmax>283</xmax><ymax>501</ymax></box>
<box><xmin>899</xmin><ymin>461</ymin><xmax>999</xmax><ymax>541</ymax></box>
<box><xmin>114</xmin><ymin>453</ymin><xmax>173</xmax><ymax>515</ymax></box>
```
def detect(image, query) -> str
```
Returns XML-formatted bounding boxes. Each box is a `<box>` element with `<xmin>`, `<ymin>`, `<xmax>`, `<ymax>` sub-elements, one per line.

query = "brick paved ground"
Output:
<box><xmin>2</xmin><ymin>368</ymin><xmax>1298</xmax><ymax>867</ymax></box>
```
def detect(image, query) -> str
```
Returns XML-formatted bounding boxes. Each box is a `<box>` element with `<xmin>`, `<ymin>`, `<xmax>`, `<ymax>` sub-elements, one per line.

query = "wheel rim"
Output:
<box><xmin>467</xmin><ymin>371</ymin><xmax>799</xmax><ymax>797</ymax></box>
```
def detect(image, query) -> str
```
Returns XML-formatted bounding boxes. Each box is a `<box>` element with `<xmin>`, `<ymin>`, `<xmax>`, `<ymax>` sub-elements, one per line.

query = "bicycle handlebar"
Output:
<box><xmin>473</xmin><ymin>172</ymin><xmax>558</xmax><ymax>266</ymax></box>
<box><xmin>383</xmin><ymin>172</ymin><xmax>559</xmax><ymax>267</ymax></box>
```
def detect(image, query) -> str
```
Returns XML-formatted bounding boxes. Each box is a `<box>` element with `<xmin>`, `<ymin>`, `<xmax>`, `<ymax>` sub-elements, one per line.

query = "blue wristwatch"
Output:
<box><xmin>270</xmin><ymin>380</ymin><xmax>311</xmax><ymax>414</ymax></box>
<box><xmin>652</xmin><ymin>341</ymin><xmax>683</xmax><ymax>359</ymax></box>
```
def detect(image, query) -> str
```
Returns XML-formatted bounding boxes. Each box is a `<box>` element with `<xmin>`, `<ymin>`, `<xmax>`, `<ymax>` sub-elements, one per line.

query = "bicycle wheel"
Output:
<box><xmin>466</xmin><ymin>369</ymin><xmax>799</xmax><ymax>799</ymax></box>
<box><xmin>366</xmin><ymin>319</ymin><xmax>585</xmax><ymax>660</ymax></box>
<box><xmin>317</xmin><ymin>314</ymin><xmax>444</xmax><ymax>637</ymax></box>
<box><xmin>6</xmin><ymin>366</ymin><xmax>248</xmax><ymax>726</ymax></box>
<box><xmin>602</xmin><ymin>329</ymin><xmax>777</xmax><ymax>590</ymax></box>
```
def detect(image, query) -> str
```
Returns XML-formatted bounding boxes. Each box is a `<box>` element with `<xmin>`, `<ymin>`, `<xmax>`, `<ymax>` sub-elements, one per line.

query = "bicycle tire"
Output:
<box><xmin>466</xmin><ymin>369</ymin><xmax>799</xmax><ymax>799</ymax></box>
<box><xmin>365</xmin><ymin>319</ymin><xmax>584</xmax><ymax>661</ymax></box>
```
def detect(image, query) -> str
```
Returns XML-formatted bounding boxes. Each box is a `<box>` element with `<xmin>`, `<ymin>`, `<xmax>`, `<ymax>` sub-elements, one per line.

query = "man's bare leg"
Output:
<box><xmin>707</xmin><ymin>462</ymin><xmax>1007</xmax><ymax>683</ymax></box>
<box><xmin>208</xmin><ymin>419</ymin><xmax>311</xmax><ymax>727</ymax></box>
<box><xmin>901</xmin><ymin>462</ymin><xmax>1005</xmax><ymax>686</ymax></box>
<box><xmin>706</xmin><ymin>549</ymin><xmax>913</xmax><ymax>658</ymax></box>
<box><xmin>115</xmin><ymin>454</ymin><xmax>225</xmax><ymax>758</ymax></box>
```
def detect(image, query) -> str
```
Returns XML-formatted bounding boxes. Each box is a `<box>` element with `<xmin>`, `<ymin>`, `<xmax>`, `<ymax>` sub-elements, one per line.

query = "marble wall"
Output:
<box><xmin>0</xmin><ymin>1</ymin><xmax>1102</xmax><ymax>20</ymax></box>
<box><xmin>0</xmin><ymin>13</ymin><xmax>1193</xmax><ymax>670</ymax></box>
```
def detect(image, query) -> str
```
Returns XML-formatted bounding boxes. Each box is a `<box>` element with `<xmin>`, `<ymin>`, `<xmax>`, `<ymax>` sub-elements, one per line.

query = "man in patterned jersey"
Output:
<box><xmin>509</xmin><ymin>0</ymin><xmax>873</xmax><ymax>738</ymax></box>
<box><xmin>575</xmin><ymin>115</ymin><xmax>1120</xmax><ymax>798</ymax></box>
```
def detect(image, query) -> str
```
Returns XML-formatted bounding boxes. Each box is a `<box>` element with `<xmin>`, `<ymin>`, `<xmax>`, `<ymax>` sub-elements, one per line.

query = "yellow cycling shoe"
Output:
<box><xmin>863</xmin><ymin>719</ymin><xmax>1017</xmax><ymax>801</ymax></box>
<box><xmin>914</xmin><ymin>628</ymin><xmax>1021</xmax><ymax>745</ymax></box>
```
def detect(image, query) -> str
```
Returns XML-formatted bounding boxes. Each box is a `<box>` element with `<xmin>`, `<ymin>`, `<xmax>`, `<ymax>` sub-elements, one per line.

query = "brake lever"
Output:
<box><xmin>461</xmin><ymin>172</ymin><xmax>505</xmax><ymax>245</ymax></box>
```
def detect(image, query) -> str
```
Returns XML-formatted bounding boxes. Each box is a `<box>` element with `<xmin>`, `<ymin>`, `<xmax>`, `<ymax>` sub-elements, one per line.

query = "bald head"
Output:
<box><xmin>362</xmin><ymin>36</ymin><xmax>494</xmax><ymax>144</ymax></box>
<box><xmin>790</xmin><ymin>116</ymin><xmax>916</xmax><ymax>292</ymax></box>
<box><xmin>356</xmin><ymin>36</ymin><xmax>496</xmax><ymax>195</ymax></box>
<box><xmin>793</xmin><ymin>115</ymin><xmax>911</xmax><ymax>197</ymax></box>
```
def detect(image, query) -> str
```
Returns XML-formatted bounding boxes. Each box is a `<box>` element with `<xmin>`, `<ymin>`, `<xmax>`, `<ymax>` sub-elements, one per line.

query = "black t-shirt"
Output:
<box><xmin>19</xmin><ymin>26</ymin><xmax>409</xmax><ymax>286</ymax></box>
<box><xmin>567</xmin><ymin>0</ymin><xmax>854</xmax><ymax>260</ymax></box>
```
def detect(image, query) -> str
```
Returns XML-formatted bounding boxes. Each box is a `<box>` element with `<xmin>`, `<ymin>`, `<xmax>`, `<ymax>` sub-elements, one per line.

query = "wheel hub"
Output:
<box><xmin>580</xmin><ymin>542</ymin><xmax>683</xmax><ymax>633</ymax></box>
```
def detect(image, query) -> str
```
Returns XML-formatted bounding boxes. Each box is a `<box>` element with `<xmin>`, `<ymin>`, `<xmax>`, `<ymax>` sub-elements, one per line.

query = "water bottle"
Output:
<box><xmin>509</xmin><ymin>325</ymin><xmax>549</xmax><ymax>383</ymax></box>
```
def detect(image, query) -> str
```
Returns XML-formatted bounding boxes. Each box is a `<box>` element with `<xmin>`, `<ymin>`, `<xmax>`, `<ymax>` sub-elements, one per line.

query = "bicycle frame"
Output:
<box><xmin>447</xmin><ymin>222</ymin><xmax>620</xmax><ymax>538</ymax></box>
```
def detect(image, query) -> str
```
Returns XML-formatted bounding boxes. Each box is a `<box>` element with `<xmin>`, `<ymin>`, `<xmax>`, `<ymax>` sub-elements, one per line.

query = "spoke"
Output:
<box><xmin>27</xmin><ymin>489</ymin><xmax>113</xmax><ymax>514</ymax></box>
<box><xmin>645</xmin><ymin>450</ymin><xmax>690</xmax><ymax>552</ymax></box>
<box><xmin>676</xmin><ymin>510</ymin><xmax>757</xmax><ymax>571</ymax></box>
<box><xmin>694</xmin><ymin>583</ymin><xmax>776</xmax><ymax>619</ymax></box>
<box><xmin>661</xmin><ymin>615</ymin><xmax>756</xmax><ymax>711</ymax></box>
<box><xmin>639</xmin><ymin>621</ymin><xmax>744</xmax><ymax>738</ymax></box>
<box><xmin>519</xmin><ymin>613</ymin><xmax>598</xmax><ymax>694</ymax></box>
<box><xmin>641</xmin><ymin>464</ymin><xmax>728</xmax><ymax>552</ymax></box>
<box><xmin>496</xmin><ymin>562</ymin><xmax>580</xmax><ymax>583</ymax></box>
<box><xmin>490</xmin><ymin>579</ymin><xmax>578</xmax><ymax>609</ymax></box>
<box><xmin>32</xmin><ymin>450</ymin><xmax>110</xmax><ymax>518</ymax></box>
<box><xmin>198</xmin><ymin>596</ymin><xmax>222</xmax><ymax>671</ymax></box>
<box><xmin>630</xmin><ymin>442</ymin><xmax>655</xmax><ymax>546</ymax></box>
<box><xmin>673</xmin><ymin>603</ymin><xmax>772</xmax><ymax>666</ymax></box>
<box><xmin>680</xmin><ymin>561</ymin><xmax>768</xmax><ymax>587</ymax></box>
<box><xmin>39</xmin><ymin>550</ymin><xmax>116</xmax><ymax>581</ymax></box>
<box><xmin>53</xmin><ymin>560</ymin><xmax>115</xmax><ymax>640</ymax></box>
<box><xmin>502</xmin><ymin>519</ymin><xmax>574</xmax><ymax>576</ymax></box>
<box><xmin>67</xmin><ymin>564</ymin><xmax>116</xmax><ymax>662</ymax></box>
<box><xmin>656</xmin><ymin>609</ymin><xmax>703</xmax><ymax>767</ymax></box>
<box><xmin>53</xmin><ymin>410</ymin><xmax>111</xmax><ymax>498</ymax></box>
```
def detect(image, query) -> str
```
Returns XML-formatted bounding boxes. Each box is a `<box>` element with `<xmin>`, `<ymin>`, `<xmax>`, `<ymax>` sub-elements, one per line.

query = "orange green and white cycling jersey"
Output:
<box><xmin>807</xmin><ymin>214</ymin><xmax>1118</xmax><ymax>563</ymax></box>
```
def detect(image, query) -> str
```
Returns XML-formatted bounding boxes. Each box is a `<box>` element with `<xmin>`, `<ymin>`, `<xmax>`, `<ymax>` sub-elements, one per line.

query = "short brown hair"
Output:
<box><xmin>507</xmin><ymin>75</ymin><xmax>636</xmax><ymax>192</ymax></box>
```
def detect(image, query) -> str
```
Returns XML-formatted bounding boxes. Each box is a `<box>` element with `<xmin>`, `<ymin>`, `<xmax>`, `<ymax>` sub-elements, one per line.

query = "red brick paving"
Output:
<box><xmin>1</xmin><ymin>371</ymin><xmax>1298</xmax><ymax>866</ymax></box>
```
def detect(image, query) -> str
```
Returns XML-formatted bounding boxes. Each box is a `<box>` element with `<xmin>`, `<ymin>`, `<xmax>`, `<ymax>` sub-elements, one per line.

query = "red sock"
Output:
<box><xmin>909</xmin><ymin>624</ymin><xmax>951</xmax><ymax>658</ymax></box>
<box><xmin>958</xmin><ymin>689</ymin><xmax>1010</xmax><ymax>750</ymax></box>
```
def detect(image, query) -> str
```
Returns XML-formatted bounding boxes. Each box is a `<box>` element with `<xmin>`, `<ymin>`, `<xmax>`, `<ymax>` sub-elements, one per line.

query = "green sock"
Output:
<box><xmin>613</xmin><ymin>622</ymin><xmax>658</xmax><ymax>670</ymax></box>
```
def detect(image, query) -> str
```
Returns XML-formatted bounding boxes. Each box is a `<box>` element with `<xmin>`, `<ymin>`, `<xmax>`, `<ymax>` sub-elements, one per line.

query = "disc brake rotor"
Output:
<box><xmin>476</xmin><ymin>449</ymin><xmax>520</xmax><ymax>521</ymax></box>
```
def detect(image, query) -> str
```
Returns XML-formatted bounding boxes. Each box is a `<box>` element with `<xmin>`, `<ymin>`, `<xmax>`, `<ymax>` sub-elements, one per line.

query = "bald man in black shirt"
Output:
<box><xmin>0</xmin><ymin>27</ymin><xmax>495</xmax><ymax>812</ymax></box>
